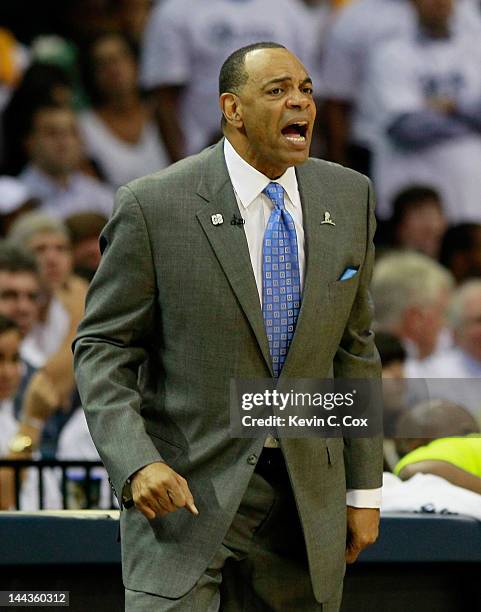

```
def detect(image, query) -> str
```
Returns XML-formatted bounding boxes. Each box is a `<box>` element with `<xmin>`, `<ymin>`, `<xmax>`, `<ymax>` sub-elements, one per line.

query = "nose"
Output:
<box><xmin>286</xmin><ymin>89</ymin><xmax>311</xmax><ymax>110</ymax></box>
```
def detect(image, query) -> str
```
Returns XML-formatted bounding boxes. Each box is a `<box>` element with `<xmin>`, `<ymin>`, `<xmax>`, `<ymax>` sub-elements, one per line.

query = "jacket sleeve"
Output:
<box><xmin>72</xmin><ymin>185</ymin><xmax>164</xmax><ymax>504</ymax></box>
<box><xmin>333</xmin><ymin>177</ymin><xmax>384</xmax><ymax>491</ymax></box>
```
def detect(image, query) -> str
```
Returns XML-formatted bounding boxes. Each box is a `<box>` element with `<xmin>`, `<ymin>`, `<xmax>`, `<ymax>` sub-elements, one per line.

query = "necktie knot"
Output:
<box><xmin>263</xmin><ymin>182</ymin><xmax>285</xmax><ymax>211</ymax></box>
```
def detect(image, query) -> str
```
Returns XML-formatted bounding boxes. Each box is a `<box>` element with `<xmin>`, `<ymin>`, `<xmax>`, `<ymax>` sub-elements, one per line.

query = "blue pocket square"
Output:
<box><xmin>339</xmin><ymin>266</ymin><xmax>359</xmax><ymax>281</ymax></box>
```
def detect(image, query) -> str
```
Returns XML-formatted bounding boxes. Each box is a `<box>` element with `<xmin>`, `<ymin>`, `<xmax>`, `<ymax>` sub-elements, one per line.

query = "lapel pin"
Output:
<box><xmin>211</xmin><ymin>213</ymin><xmax>224</xmax><ymax>226</ymax></box>
<box><xmin>321</xmin><ymin>211</ymin><xmax>335</xmax><ymax>226</ymax></box>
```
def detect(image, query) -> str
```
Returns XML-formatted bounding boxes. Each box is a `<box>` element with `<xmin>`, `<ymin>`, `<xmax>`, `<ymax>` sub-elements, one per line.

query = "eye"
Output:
<box><xmin>269</xmin><ymin>87</ymin><xmax>283</xmax><ymax>95</ymax></box>
<box><xmin>303</xmin><ymin>86</ymin><xmax>313</xmax><ymax>95</ymax></box>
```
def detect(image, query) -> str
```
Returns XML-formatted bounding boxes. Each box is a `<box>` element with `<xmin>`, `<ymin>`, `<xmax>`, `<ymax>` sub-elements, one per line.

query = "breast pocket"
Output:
<box><xmin>328</xmin><ymin>274</ymin><xmax>359</xmax><ymax>305</ymax></box>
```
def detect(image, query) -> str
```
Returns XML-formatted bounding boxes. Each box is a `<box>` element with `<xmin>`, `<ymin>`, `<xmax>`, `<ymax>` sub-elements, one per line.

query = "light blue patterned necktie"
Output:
<box><xmin>262</xmin><ymin>182</ymin><xmax>301</xmax><ymax>377</ymax></box>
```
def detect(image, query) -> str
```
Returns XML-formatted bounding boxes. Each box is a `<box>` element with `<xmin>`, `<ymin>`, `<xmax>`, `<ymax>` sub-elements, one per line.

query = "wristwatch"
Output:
<box><xmin>8</xmin><ymin>433</ymin><xmax>33</xmax><ymax>454</ymax></box>
<box><xmin>121</xmin><ymin>478</ymin><xmax>134</xmax><ymax>509</ymax></box>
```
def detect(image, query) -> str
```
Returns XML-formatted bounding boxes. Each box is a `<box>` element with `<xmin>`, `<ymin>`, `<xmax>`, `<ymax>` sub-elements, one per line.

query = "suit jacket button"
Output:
<box><xmin>247</xmin><ymin>454</ymin><xmax>257</xmax><ymax>465</ymax></box>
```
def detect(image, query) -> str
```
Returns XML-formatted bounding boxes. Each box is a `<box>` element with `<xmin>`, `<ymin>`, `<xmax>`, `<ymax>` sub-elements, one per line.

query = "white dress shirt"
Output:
<box><xmin>224</xmin><ymin>138</ymin><xmax>381</xmax><ymax>508</ymax></box>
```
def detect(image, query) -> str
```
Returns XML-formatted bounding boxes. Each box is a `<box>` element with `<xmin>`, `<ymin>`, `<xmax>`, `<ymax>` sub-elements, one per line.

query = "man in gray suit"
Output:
<box><xmin>73</xmin><ymin>42</ymin><xmax>383</xmax><ymax>611</ymax></box>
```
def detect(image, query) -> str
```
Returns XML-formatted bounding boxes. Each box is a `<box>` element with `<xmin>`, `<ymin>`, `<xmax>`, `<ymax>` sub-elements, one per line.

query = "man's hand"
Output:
<box><xmin>130</xmin><ymin>461</ymin><xmax>199</xmax><ymax>520</ymax></box>
<box><xmin>345</xmin><ymin>507</ymin><xmax>380</xmax><ymax>564</ymax></box>
<box><xmin>23</xmin><ymin>370</ymin><xmax>60</xmax><ymax>422</ymax></box>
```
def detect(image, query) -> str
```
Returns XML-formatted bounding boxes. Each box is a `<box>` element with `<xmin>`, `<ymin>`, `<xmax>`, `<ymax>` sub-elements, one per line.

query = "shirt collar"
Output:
<box><xmin>223</xmin><ymin>138</ymin><xmax>299</xmax><ymax>209</ymax></box>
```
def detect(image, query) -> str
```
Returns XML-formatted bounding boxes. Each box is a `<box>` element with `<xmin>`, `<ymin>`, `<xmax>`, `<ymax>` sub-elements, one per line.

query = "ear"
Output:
<box><xmin>219</xmin><ymin>92</ymin><xmax>243</xmax><ymax>129</ymax></box>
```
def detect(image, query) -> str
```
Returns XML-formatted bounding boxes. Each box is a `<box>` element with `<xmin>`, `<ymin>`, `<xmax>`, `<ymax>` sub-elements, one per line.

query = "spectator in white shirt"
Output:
<box><xmin>79</xmin><ymin>32</ymin><xmax>169</xmax><ymax>189</ymax></box>
<box><xmin>372</xmin><ymin>252</ymin><xmax>454</xmax><ymax>368</ymax></box>
<box><xmin>405</xmin><ymin>281</ymin><xmax>481</xmax><ymax>417</ymax></box>
<box><xmin>139</xmin><ymin>0</ymin><xmax>317</xmax><ymax>161</ymax></box>
<box><xmin>421</xmin><ymin>280</ymin><xmax>481</xmax><ymax>383</ymax></box>
<box><xmin>321</xmin><ymin>0</ymin><xmax>481</xmax><ymax>174</ymax></box>
<box><xmin>19</xmin><ymin>104</ymin><xmax>114</xmax><ymax>219</ymax></box>
<box><xmin>8</xmin><ymin>213</ymin><xmax>87</xmax><ymax>419</ymax></box>
<box><xmin>363</xmin><ymin>0</ymin><xmax>481</xmax><ymax>221</ymax></box>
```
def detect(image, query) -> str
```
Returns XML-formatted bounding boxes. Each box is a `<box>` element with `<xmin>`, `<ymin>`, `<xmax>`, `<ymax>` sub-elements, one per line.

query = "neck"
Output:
<box><xmin>100</xmin><ymin>90</ymin><xmax>140</xmax><ymax>114</ymax></box>
<box><xmin>420</xmin><ymin>21</ymin><xmax>450</xmax><ymax>39</ymax></box>
<box><xmin>35</xmin><ymin>163</ymin><xmax>71</xmax><ymax>187</ymax></box>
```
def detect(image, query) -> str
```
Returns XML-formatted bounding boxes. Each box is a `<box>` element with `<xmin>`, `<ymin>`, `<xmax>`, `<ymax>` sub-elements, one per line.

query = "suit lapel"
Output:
<box><xmin>195</xmin><ymin>142</ymin><xmax>274</xmax><ymax>376</ymax></box>
<box><xmin>279</xmin><ymin>161</ymin><xmax>340</xmax><ymax>377</ymax></box>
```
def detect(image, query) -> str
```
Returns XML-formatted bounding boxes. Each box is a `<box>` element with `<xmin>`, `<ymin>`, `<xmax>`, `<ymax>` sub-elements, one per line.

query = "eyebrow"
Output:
<box><xmin>263</xmin><ymin>75</ymin><xmax>313</xmax><ymax>88</ymax></box>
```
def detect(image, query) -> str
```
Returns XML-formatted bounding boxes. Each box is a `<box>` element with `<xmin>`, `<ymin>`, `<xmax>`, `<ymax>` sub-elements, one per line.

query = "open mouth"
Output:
<box><xmin>281</xmin><ymin>121</ymin><xmax>308</xmax><ymax>144</ymax></box>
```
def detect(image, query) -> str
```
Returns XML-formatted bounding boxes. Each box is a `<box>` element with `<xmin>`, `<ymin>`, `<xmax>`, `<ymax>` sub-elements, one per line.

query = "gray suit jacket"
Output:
<box><xmin>73</xmin><ymin>140</ymin><xmax>383</xmax><ymax>602</ymax></box>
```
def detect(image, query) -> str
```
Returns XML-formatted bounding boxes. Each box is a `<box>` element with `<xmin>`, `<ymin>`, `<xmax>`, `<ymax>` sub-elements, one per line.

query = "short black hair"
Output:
<box><xmin>80</xmin><ymin>31</ymin><xmax>136</xmax><ymax>107</ymax></box>
<box><xmin>375</xmin><ymin>332</ymin><xmax>406</xmax><ymax>367</ymax></box>
<box><xmin>219</xmin><ymin>41</ymin><xmax>286</xmax><ymax>97</ymax></box>
<box><xmin>390</xmin><ymin>185</ymin><xmax>442</xmax><ymax>226</ymax></box>
<box><xmin>0</xmin><ymin>242</ymin><xmax>39</xmax><ymax>276</ymax></box>
<box><xmin>439</xmin><ymin>223</ymin><xmax>481</xmax><ymax>268</ymax></box>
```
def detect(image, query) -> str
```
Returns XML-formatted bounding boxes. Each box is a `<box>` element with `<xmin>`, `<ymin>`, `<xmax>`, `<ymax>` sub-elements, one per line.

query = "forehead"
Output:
<box><xmin>94</xmin><ymin>35</ymin><xmax>130</xmax><ymax>58</ymax></box>
<box><xmin>28</xmin><ymin>230</ymin><xmax>70</xmax><ymax>246</ymax></box>
<box><xmin>34</xmin><ymin>109</ymin><xmax>76</xmax><ymax>130</ymax></box>
<box><xmin>0</xmin><ymin>270</ymin><xmax>38</xmax><ymax>286</ymax></box>
<box><xmin>243</xmin><ymin>48</ymin><xmax>309</xmax><ymax>86</ymax></box>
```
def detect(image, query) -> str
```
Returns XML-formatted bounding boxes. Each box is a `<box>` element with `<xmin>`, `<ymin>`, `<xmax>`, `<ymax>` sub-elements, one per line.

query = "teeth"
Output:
<box><xmin>284</xmin><ymin>134</ymin><xmax>306</xmax><ymax>142</ymax></box>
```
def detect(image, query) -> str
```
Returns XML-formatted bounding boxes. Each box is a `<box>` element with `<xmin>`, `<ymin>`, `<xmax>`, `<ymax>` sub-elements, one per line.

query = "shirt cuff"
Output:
<box><xmin>346</xmin><ymin>488</ymin><xmax>382</xmax><ymax>508</ymax></box>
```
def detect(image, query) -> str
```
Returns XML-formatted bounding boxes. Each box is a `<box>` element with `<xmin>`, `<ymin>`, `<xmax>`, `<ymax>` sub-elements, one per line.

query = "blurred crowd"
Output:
<box><xmin>0</xmin><ymin>0</ymin><xmax>480</xmax><ymax>511</ymax></box>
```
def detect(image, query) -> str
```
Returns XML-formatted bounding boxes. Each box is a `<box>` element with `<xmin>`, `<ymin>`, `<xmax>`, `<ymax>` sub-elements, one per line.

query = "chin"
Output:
<box><xmin>283</xmin><ymin>149</ymin><xmax>310</xmax><ymax>167</ymax></box>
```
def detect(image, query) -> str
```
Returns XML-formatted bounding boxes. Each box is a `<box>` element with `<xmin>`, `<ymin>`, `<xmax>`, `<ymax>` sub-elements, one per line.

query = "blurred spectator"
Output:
<box><xmin>0</xmin><ymin>243</ymin><xmax>40</xmax><ymax>373</ymax></box>
<box><xmin>372</xmin><ymin>252</ymin><xmax>454</xmax><ymax>364</ymax></box>
<box><xmin>8</xmin><ymin>213</ymin><xmax>87</xmax><ymax>374</ymax></box>
<box><xmin>439</xmin><ymin>223</ymin><xmax>481</xmax><ymax>284</ymax></box>
<box><xmin>377</xmin><ymin>331</ymin><xmax>407</xmax><ymax>380</ymax></box>
<box><xmin>0</xmin><ymin>240</ymin><xmax>87</xmax><ymax>460</ymax></box>
<box><xmin>376</xmin><ymin>331</ymin><xmax>408</xmax><ymax>469</ymax></box>
<box><xmin>385</xmin><ymin>186</ymin><xmax>447</xmax><ymax>259</ymax></box>
<box><xmin>79</xmin><ymin>32</ymin><xmax>168</xmax><ymax>189</ymax></box>
<box><xmin>394</xmin><ymin>399</ymin><xmax>481</xmax><ymax>494</ymax></box>
<box><xmin>50</xmin><ymin>405</ymin><xmax>112</xmax><ymax>509</ymax></box>
<box><xmin>140</xmin><ymin>0</ymin><xmax>317</xmax><ymax>161</ymax></box>
<box><xmin>0</xmin><ymin>27</ymin><xmax>29</xmax><ymax>114</ymax></box>
<box><xmin>6</xmin><ymin>400</ymin><xmax>113</xmax><ymax>510</ymax></box>
<box><xmin>420</xmin><ymin>280</ymin><xmax>481</xmax><ymax>380</ymax></box>
<box><xmin>0</xmin><ymin>316</ymin><xmax>23</xmax><ymax>458</ymax></box>
<box><xmin>320</xmin><ymin>0</ymin><xmax>481</xmax><ymax>174</ymax></box>
<box><xmin>18</xmin><ymin>103</ymin><xmax>114</xmax><ymax>218</ymax></box>
<box><xmin>115</xmin><ymin>0</ymin><xmax>154</xmax><ymax>56</ymax></box>
<box><xmin>65</xmin><ymin>212</ymin><xmax>107</xmax><ymax>281</ymax></box>
<box><xmin>1</xmin><ymin>63</ymin><xmax>73</xmax><ymax>175</ymax></box>
<box><xmin>63</xmin><ymin>0</ymin><xmax>118</xmax><ymax>47</ymax></box>
<box><xmin>321</xmin><ymin>0</ymin><xmax>414</xmax><ymax>173</ymax></box>
<box><xmin>0</xmin><ymin>176</ymin><xmax>38</xmax><ymax>236</ymax></box>
<box><xmin>364</xmin><ymin>0</ymin><xmax>481</xmax><ymax>222</ymax></box>
<box><xmin>0</xmin><ymin>314</ymin><xmax>28</xmax><ymax>509</ymax></box>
